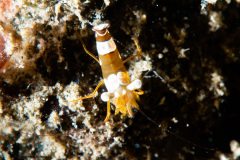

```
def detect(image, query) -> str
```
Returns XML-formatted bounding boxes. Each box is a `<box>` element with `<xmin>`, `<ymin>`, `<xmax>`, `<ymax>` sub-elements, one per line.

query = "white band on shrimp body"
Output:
<box><xmin>96</xmin><ymin>38</ymin><xmax>116</xmax><ymax>55</ymax></box>
<box><xmin>93</xmin><ymin>23</ymin><xmax>110</xmax><ymax>32</ymax></box>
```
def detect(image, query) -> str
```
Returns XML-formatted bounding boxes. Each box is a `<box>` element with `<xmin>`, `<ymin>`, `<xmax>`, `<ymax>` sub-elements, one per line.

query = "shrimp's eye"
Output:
<box><xmin>132</xmin><ymin>107</ymin><xmax>138</xmax><ymax>114</ymax></box>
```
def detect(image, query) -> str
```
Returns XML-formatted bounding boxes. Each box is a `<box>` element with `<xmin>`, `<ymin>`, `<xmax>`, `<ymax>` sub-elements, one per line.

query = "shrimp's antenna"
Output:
<box><xmin>137</xmin><ymin>108</ymin><xmax>217</xmax><ymax>151</ymax></box>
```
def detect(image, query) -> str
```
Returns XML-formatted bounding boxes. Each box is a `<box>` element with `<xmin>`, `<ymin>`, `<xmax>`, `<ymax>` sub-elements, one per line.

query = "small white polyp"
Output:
<box><xmin>127</xmin><ymin>79</ymin><xmax>142</xmax><ymax>90</ymax></box>
<box><xmin>96</xmin><ymin>38</ymin><xmax>116</xmax><ymax>55</ymax></box>
<box><xmin>105</xmin><ymin>74</ymin><xmax>120</xmax><ymax>91</ymax></box>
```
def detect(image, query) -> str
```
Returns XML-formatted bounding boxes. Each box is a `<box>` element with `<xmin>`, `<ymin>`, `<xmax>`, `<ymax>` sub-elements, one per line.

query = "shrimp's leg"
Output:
<box><xmin>123</xmin><ymin>37</ymin><xmax>142</xmax><ymax>64</ymax></box>
<box><xmin>76</xmin><ymin>30</ymin><xmax>100</xmax><ymax>64</ymax></box>
<box><xmin>104</xmin><ymin>100</ymin><xmax>111</xmax><ymax>122</ymax></box>
<box><xmin>70</xmin><ymin>80</ymin><xmax>104</xmax><ymax>102</ymax></box>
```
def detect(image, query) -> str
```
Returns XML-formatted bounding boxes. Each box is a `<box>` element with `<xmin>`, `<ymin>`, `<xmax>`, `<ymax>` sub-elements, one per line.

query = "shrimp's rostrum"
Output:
<box><xmin>71</xmin><ymin>23</ymin><xmax>144</xmax><ymax>122</ymax></box>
